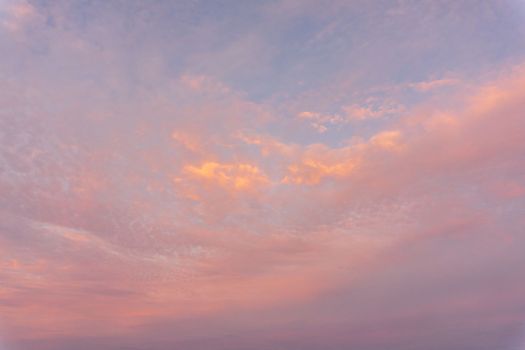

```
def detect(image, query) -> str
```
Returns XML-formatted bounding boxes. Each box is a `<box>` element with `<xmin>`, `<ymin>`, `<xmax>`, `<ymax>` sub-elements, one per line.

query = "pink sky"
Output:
<box><xmin>1</xmin><ymin>1</ymin><xmax>525</xmax><ymax>349</ymax></box>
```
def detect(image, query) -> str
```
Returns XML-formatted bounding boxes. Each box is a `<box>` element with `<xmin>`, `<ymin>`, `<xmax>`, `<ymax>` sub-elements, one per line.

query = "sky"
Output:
<box><xmin>1</xmin><ymin>0</ymin><xmax>525</xmax><ymax>349</ymax></box>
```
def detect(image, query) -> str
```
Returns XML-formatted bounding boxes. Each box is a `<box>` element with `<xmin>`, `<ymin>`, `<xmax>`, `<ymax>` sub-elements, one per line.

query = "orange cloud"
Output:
<box><xmin>369</xmin><ymin>130</ymin><xmax>404</xmax><ymax>151</ymax></box>
<box><xmin>182</xmin><ymin>161</ymin><xmax>270</xmax><ymax>191</ymax></box>
<box><xmin>238</xmin><ymin>133</ymin><xmax>296</xmax><ymax>157</ymax></box>
<box><xmin>283</xmin><ymin>159</ymin><xmax>357</xmax><ymax>185</ymax></box>
<box><xmin>171</xmin><ymin>131</ymin><xmax>202</xmax><ymax>153</ymax></box>
<box><xmin>281</xmin><ymin>143</ymin><xmax>360</xmax><ymax>185</ymax></box>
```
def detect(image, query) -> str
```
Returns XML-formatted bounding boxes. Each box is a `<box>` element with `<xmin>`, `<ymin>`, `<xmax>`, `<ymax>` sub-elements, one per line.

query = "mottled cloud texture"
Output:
<box><xmin>1</xmin><ymin>1</ymin><xmax>525</xmax><ymax>349</ymax></box>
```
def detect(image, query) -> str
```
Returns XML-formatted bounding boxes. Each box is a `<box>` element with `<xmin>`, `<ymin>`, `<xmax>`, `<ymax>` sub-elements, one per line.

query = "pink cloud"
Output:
<box><xmin>343</xmin><ymin>101</ymin><xmax>404</xmax><ymax>121</ymax></box>
<box><xmin>1</xmin><ymin>0</ymin><xmax>38</xmax><ymax>32</ymax></box>
<box><xmin>1</xmin><ymin>13</ymin><xmax>525</xmax><ymax>346</ymax></box>
<box><xmin>408</xmin><ymin>78</ymin><xmax>460</xmax><ymax>92</ymax></box>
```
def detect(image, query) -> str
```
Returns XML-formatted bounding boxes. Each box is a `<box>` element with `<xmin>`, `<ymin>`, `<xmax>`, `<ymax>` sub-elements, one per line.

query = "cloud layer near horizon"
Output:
<box><xmin>1</xmin><ymin>1</ymin><xmax>525</xmax><ymax>349</ymax></box>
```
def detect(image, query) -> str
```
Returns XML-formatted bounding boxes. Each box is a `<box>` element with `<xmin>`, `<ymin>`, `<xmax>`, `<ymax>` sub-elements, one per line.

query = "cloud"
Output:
<box><xmin>296</xmin><ymin>99</ymin><xmax>405</xmax><ymax>132</ymax></box>
<box><xmin>408</xmin><ymin>78</ymin><xmax>460</xmax><ymax>92</ymax></box>
<box><xmin>297</xmin><ymin>111</ymin><xmax>343</xmax><ymax>133</ymax></box>
<box><xmin>1</xmin><ymin>1</ymin><xmax>525</xmax><ymax>349</ymax></box>
<box><xmin>180</xmin><ymin>161</ymin><xmax>270</xmax><ymax>191</ymax></box>
<box><xmin>0</xmin><ymin>0</ymin><xmax>38</xmax><ymax>32</ymax></box>
<box><xmin>343</xmin><ymin>101</ymin><xmax>404</xmax><ymax>121</ymax></box>
<box><xmin>2</xmin><ymin>65</ymin><xmax>525</xmax><ymax>348</ymax></box>
<box><xmin>281</xmin><ymin>144</ymin><xmax>358</xmax><ymax>184</ymax></box>
<box><xmin>369</xmin><ymin>130</ymin><xmax>403</xmax><ymax>151</ymax></box>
